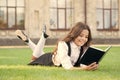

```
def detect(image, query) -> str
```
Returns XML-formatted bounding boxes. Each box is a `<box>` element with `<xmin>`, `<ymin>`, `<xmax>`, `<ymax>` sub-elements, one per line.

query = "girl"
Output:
<box><xmin>15</xmin><ymin>22</ymin><xmax>98</xmax><ymax>70</ymax></box>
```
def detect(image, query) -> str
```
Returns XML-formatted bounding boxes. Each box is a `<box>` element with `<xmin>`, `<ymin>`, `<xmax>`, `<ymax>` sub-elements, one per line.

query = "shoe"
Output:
<box><xmin>43</xmin><ymin>32</ymin><xmax>49</xmax><ymax>38</ymax></box>
<box><xmin>42</xmin><ymin>24</ymin><xmax>49</xmax><ymax>38</ymax></box>
<box><xmin>15</xmin><ymin>30</ymin><xmax>29</xmax><ymax>42</ymax></box>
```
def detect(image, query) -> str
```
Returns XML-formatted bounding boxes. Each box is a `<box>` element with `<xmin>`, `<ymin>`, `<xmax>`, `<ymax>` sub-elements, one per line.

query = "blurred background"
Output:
<box><xmin>0</xmin><ymin>0</ymin><xmax>120</xmax><ymax>46</ymax></box>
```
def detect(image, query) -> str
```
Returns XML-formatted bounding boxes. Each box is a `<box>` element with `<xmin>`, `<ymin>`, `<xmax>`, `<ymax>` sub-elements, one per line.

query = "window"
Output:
<box><xmin>0</xmin><ymin>0</ymin><xmax>25</xmax><ymax>30</ymax></box>
<box><xmin>96</xmin><ymin>0</ymin><xmax>119</xmax><ymax>30</ymax></box>
<box><xmin>50</xmin><ymin>0</ymin><xmax>73</xmax><ymax>30</ymax></box>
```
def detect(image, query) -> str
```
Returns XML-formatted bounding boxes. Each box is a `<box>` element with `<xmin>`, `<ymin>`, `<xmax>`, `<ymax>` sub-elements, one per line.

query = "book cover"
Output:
<box><xmin>80</xmin><ymin>46</ymin><xmax>112</xmax><ymax>65</ymax></box>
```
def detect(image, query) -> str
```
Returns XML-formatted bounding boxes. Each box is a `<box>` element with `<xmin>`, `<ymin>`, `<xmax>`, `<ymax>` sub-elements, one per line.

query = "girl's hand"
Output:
<box><xmin>81</xmin><ymin>62</ymin><xmax>99</xmax><ymax>71</ymax></box>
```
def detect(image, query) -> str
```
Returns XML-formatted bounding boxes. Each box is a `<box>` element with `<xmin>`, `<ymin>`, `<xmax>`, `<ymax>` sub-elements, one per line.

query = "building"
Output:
<box><xmin>0</xmin><ymin>0</ymin><xmax>120</xmax><ymax>46</ymax></box>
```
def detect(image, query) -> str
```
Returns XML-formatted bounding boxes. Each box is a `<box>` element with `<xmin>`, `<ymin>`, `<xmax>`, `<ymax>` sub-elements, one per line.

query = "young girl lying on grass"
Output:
<box><xmin>15</xmin><ymin>22</ymin><xmax>98</xmax><ymax>70</ymax></box>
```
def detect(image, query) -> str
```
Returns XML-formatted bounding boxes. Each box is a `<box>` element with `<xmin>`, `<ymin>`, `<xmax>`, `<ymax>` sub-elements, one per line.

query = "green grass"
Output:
<box><xmin>0</xmin><ymin>46</ymin><xmax>120</xmax><ymax>80</ymax></box>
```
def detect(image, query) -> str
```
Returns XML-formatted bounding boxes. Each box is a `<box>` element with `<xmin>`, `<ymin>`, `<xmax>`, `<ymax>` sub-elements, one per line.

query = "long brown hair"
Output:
<box><xmin>53</xmin><ymin>22</ymin><xmax>92</xmax><ymax>53</ymax></box>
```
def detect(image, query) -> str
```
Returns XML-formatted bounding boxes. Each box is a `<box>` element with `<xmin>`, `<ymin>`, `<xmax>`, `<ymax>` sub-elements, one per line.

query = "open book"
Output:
<box><xmin>80</xmin><ymin>46</ymin><xmax>112</xmax><ymax>65</ymax></box>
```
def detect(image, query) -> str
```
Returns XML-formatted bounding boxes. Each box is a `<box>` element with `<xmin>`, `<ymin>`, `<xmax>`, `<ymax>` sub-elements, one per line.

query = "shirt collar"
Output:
<box><xmin>70</xmin><ymin>41</ymin><xmax>81</xmax><ymax>49</ymax></box>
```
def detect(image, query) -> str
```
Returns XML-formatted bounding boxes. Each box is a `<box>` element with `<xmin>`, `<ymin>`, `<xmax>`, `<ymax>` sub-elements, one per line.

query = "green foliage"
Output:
<box><xmin>0</xmin><ymin>46</ymin><xmax>120</xmax><ymax>80</ymax></box>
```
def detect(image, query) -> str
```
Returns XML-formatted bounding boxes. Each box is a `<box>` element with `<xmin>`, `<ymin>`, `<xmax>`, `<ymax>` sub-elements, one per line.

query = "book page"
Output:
<box><xmin>105</xmin><ymin>46</ymin><xmax>112</xmax><ymax>52</ymax></box>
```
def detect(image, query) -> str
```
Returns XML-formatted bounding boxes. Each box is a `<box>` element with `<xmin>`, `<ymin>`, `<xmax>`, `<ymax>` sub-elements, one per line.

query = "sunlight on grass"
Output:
<box><xmin>0</xmin><ymin>65</ymin><xmax>58</xmax><ymax>70</ymax></box>
<box><xmin>0</xmin><ymin>56</ymin><xmax>17</xmax><ymax>59</ymax></box>
<box><xmin>0</xmin><ymin>46</ymin><xmax>120</xmax><ymax>80</ymax></box>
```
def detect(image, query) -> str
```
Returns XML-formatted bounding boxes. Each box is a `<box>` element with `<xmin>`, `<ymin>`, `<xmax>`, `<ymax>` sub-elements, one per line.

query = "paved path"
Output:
<box><xmin>0</xmin><ymin>44</ymin><xmax>120</xmax><ymax>48</ymax></box>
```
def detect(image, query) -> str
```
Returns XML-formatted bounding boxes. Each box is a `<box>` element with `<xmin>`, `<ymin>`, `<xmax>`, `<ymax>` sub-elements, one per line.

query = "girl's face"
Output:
<box><xmin>73</xmin><ymin>29</ymin><xmax>89</xmax><ymax>46</ymax></box>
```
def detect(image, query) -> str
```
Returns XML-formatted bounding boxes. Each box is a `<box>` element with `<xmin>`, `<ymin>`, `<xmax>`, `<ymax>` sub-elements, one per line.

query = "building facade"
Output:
<box><xmin>0</xmin><ymin>0</ymin><xmax>120</xmax><ymax>45</ymax></box>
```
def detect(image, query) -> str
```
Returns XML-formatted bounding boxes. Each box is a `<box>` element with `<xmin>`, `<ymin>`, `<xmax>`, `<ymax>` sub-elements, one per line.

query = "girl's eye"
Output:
<box><xmin>79</xmin><ymin>35</ymin><xmax>88</xmax><ymax>39</ymax></box>
<box><xmin>86</xmin><ymin>36</ymin><xmax>88</xmax><ymax>38</ymax></box>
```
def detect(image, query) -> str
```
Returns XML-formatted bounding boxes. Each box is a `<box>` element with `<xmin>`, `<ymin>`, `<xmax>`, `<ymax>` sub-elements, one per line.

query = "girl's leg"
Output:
<box><xmin>15</xmin><ymin>27</ymin><xmax>48</xmax><ymax>61</ymax></box>
<box><xmin>32</xmin><ymin>32</ymin><xmax>46</xmax><ymax>57</ymax></box>
<box><xmin>26</xmin><ymin>38</ymin><xmax>36</xmax><ymax>51</ymax></box>
<box><xmin>28</xmin><ymin>32</ymin><xmax>48</xmax><ymax>61</ymax></box>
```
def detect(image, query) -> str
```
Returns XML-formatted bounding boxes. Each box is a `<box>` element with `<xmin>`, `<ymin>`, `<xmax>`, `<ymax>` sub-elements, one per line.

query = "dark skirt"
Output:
<box><xmin>28</xmin><ymin>53</ymin><xmax>54</xmax><ymax>66</ymax></box>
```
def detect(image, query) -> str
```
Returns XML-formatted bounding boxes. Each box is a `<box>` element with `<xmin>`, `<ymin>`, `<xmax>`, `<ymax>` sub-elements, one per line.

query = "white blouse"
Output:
<box><xmin>53</xmin><ymin>41</ymin><xmax>81</xmax><ymax>69</ymax></box>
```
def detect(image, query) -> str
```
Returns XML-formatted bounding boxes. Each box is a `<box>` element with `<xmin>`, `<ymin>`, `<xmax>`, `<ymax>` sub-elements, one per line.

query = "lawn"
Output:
<box><xmin>0</xmin><ymin>46</ymin><xmax>120</xmax><ymax>80</ymax></box>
